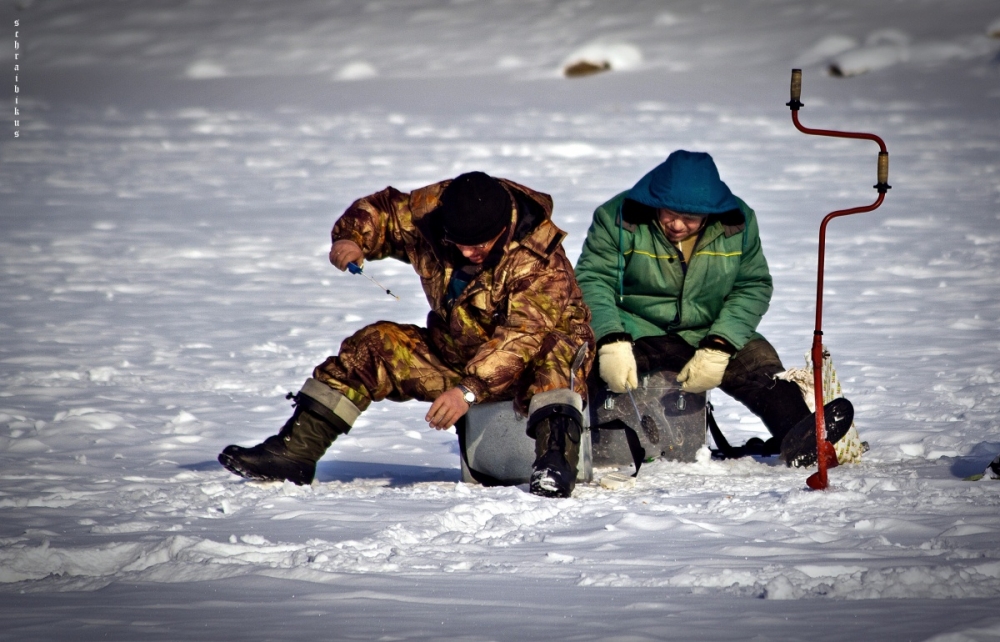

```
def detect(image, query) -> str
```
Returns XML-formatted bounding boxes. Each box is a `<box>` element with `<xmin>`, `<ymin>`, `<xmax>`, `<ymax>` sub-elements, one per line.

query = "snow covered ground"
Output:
<box><xmin>2</xmin><ymin>0</ymin><xmax>1000</xmax><ymax>639</ymax></box>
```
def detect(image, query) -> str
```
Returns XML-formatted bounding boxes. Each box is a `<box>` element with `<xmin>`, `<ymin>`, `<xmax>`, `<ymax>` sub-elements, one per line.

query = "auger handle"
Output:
<box><xmin>786</xmin><ymin>68</ymin><xmax>890</xmax><ymax>490</ymax></box>
<box><xmin>788</xmin><ymin>69</ymin><xmax>803</xmax><ymax>110</ymax></box>
<box><xmin>876</xmin><ymin>152</ymin><xmax>890</xmax><ymax>193</ymax></box>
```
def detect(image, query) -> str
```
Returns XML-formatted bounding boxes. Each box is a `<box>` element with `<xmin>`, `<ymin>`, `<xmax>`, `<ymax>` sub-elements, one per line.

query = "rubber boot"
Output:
<box><xmin>219</xmin><ymin>390</ymin><xmax>354</xmax><ymax>485</ymax></box>
<box><xmin>526</xmin><ymin>390</ymin><xmax>584</xmax><ymax>499</ymax></box>
<box><xmin>727</xmin><ymin>374</ymin><xmax>812</xmax><ymax>444</ymax></box>
<box><xmin>780</xmin><ymin>397</ymin><xmax>854</xmax><ymax>468</ymax></box>
<box><xmin>707</xmin><ymin>376</ymin><xmax>808</xmax><ymax>459</ymax></box>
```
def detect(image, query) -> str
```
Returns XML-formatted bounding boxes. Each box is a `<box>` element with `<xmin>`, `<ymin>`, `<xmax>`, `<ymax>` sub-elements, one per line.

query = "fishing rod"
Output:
<box><xmin>786</xmin><ymin>68</ymin><xmax>890</xmax><ymax>490</ymax></box>
<box><xmin>347</xmin><ymin>262</ymin><xmax>399</xmax><ymax>300</ymax></box>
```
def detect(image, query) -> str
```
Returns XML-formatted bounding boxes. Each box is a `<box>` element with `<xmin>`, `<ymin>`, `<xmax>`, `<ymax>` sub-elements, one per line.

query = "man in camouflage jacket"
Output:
<box><xmin>220</xmin><ymin>172</ymin><xmax>594</xmax><ymax>498</ymax></box>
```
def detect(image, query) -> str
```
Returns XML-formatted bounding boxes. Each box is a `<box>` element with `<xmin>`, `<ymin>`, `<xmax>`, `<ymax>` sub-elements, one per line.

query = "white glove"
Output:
<box><xmin>598</xmin><ymin>341</ymin><xmax>638</xmax><ymax>394</ymax></box>
<box><xmin>677</xmin><ymin>348</ymin><xmax>730</xmax><ymax>393</ymax></box>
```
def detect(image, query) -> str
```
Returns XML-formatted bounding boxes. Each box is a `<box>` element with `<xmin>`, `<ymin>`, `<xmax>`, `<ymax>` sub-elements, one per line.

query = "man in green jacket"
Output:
<box><xmin>576</xmin><ymin>150</ymin><xmax>847</xmax><ymax>463</ymax></box>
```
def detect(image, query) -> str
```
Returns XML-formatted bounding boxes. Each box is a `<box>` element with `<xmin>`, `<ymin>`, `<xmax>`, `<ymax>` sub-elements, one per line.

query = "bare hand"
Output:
<box><xmin>425</xmin><ymin>387</ymin><xmax>470</xmax><ymax>430</ymax></box>
<box><xmin>329</xmin><ymin>240</ymin><xmax>364</xmax><ymax>271</ymax></box>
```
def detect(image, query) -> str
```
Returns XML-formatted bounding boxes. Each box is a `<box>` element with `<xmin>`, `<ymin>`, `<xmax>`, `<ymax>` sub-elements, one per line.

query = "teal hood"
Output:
<box><xmin>626</xmin><ymin>150</ymin><xmax>739</xmax><ymax>216</ymax></box>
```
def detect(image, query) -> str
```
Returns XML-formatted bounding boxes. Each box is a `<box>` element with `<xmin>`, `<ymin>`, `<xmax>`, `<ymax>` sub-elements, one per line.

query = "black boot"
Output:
<box><xmin>527</xmin><ymin>392</ymin><xmax>584</xmax><ymax>499</ymax></box>
<box><xmin>219</xmin><ymin>392</ymin><xmax>351</xmax><ymax>485</ymax></box>
<box><xmin>731</xmin><ymin>376</ymin><xmax>812</xmax><ymax>444</ymax></box>
<box><xmin>780</xmin><ymin>397</ymin><xmax>854</xmax><ymax>468</ymax></box>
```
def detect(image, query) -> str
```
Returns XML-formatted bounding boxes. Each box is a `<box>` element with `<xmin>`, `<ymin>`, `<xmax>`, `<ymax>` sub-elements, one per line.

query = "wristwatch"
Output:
<box><xmin>456</xmin><ymin>384</ymin><xmax>476</xmax><ymax>405</ymax></box>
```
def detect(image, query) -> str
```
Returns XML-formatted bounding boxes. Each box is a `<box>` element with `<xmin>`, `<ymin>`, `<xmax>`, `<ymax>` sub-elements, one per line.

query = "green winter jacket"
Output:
<box><xmin>575</xmin><ymin>191</ymin><xmax>773</xmax><ymax>351</ymax></box>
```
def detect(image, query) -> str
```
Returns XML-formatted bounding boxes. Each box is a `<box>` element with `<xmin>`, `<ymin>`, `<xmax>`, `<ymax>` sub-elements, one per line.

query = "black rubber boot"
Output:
<box><xmin>780</xmin><ymin>397</ymin><xmax>854</xmax><ymax>468</ymax></box>
<box><xmin>218</xmin><ymin>393</ymin><xmax>350</xmax><ymax>485</ymax></box>
<box><xmin>727</xmin><ymin>375</ymin><xmax>812</xmax><ymax>444</ymax></box>
<box><xmin>527</xmin><ymin>403</ymin><xmax>583</xmax><ymax>499</ymax></box>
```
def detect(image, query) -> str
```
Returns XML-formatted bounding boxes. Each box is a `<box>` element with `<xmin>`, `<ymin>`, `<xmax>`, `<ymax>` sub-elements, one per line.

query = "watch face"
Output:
<box><xmin>462</xmin><ymin>389</ymin><xmax>475</xmax><ymax>403</ymax></box>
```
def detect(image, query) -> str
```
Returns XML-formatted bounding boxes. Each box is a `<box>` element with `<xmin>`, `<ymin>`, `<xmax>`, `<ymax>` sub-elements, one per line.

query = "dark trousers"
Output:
<box><xmin>632</xmin><ymin>335</ymin><xmax>810</xmax><ymax>441</ymax></box>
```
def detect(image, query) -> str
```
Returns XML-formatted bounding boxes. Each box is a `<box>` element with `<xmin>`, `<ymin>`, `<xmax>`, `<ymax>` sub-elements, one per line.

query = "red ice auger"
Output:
<box><xmin>786</xmin><ymin>69</ymin><xmax>890</xmax><ymax>490</ymax></box>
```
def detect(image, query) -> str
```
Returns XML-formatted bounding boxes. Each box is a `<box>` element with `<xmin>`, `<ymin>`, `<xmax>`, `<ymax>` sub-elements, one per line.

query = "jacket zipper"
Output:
<box><xmin>652</xmin><ymin>225</ymin><xmax>684</xmax><ymax>333</ymax></box>
<box><xmin>664</xmin><ymin>225</ymin><xmax>706</xmax><ymax>333</ymax></box>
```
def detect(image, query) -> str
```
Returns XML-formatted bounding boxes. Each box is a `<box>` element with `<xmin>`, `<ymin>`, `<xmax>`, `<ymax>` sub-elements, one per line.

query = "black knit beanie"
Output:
<box><xmin>438</xmin><ymin>172</ymin><xmax>511</xmax><ymax>245</ymax></box>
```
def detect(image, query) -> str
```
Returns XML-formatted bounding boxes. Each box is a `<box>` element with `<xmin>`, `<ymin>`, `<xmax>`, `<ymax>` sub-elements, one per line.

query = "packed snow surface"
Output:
<box><xmin>2</xmin><ymin>0</ymin><xmax>1000</xmax><ymax>640</ymax></box>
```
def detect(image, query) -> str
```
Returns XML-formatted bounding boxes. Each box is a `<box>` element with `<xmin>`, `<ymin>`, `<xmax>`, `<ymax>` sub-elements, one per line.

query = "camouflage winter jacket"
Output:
<box><xmin>331</xmin><ymin>178</ymin><xmax>594</xmax><ymax>403</ymax></box>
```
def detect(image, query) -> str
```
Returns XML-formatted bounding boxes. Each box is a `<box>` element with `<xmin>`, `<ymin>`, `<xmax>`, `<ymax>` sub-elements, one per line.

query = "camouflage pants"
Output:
<box><xmin>313</xmin><ymin>321</ymin><xmax>590</xmax><ymax>415</ymax></box>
